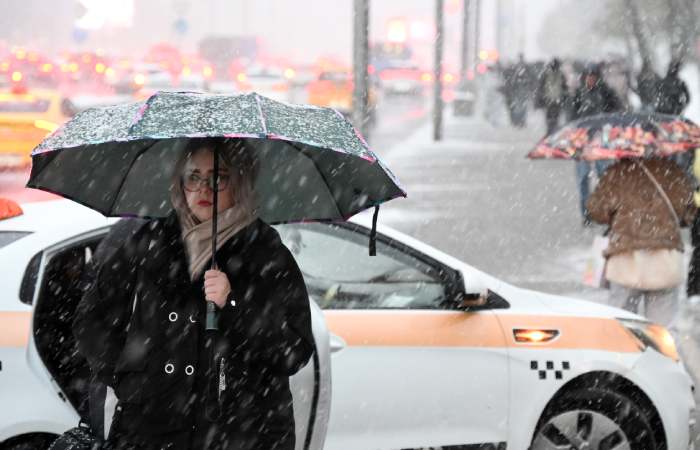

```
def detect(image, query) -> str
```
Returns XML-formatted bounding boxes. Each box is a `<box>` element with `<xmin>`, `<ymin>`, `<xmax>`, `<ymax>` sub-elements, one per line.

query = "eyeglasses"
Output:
<box><xmin>182</xmin><ymin>173</ymin><xmax>230</xmax><ymax>192</ymax></box>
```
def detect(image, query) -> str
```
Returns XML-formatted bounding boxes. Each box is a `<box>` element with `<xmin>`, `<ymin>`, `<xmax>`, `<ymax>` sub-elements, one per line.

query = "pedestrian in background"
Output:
<box><xmin>535</xmin><ymin>58</ymin><xmax>568</xmax><ymax>135</ymax></box>
<box><xmin>571</xmin><ymin>63</ymin><xmax>624</xmax><ymax>225</ymax></box>
<box><xmin>654</xmin><ymin>60</ymin><xmax>690</xmax><ymax>116</ymax></box>
<box><xmin>633</xmin><ymin>59</ymin><xmax>662</xmax><ymax>111</ymax></box>
<box><xmin>686</xmin><ymin>149</ymin><xmax>700</xmax><ymax>304</ymax></box>
<box><xmin>654</xmin><ymin>60</ymin><xmax>694</xmax><ymax>178</ymax></box>
<box><xmin>588</xmin><ymin>158</ymin><xmax>695</xmax><ymax>331</ymax></box>
<box><xmin>501</xmin><ymin>53</ymin><xmax>532</xmax><ymax>128</ymax></box>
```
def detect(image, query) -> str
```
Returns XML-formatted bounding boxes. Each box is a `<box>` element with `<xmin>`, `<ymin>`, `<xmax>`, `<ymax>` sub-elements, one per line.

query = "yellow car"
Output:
<box><xmin>0</xmin><ymin>88</ymin><xmax>73</xmax><ymax>170</ymax></box>
<box><xmin>307</xmin><ymin>71</ymin><xmax>377</xmax><ymax>124</ymax></box>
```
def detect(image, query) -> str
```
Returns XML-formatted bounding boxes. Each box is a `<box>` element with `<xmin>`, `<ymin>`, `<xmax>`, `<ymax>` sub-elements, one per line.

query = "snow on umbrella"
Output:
<box><xmin>527</xmin><ymin>112</ymin><xmax>700</xmax><ymax>160</ymax></box>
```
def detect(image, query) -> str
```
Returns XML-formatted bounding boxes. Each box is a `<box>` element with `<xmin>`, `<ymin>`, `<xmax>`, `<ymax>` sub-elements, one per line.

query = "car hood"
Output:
<box><xmin>511</xmin><ymin>287</ymin><xmax>643</xmax><ymax>320</ymax></box>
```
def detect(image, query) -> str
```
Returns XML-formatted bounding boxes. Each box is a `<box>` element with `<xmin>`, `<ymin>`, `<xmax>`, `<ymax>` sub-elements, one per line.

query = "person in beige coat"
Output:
<box><xmin>588</xmin><ymin>157</ymin><xmax>696</xmax><ymax>329</ymax></box>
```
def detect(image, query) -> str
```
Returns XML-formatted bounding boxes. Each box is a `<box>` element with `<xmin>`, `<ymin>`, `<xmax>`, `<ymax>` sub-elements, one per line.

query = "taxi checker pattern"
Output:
<box><xmin>530</xmin><ymin>360</ymin><xmax>571</xmax><ymax>380</ymax></box>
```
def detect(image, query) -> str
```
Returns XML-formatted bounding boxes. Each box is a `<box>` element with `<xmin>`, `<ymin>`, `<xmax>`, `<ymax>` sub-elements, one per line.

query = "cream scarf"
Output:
<box><xmin>177</xmin><ymin>205</ymin><xmax>255</xmax><ymax>280</ymax></box>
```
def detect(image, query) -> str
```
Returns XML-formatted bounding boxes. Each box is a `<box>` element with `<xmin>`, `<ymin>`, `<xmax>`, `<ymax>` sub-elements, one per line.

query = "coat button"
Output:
<box><xmin>185</xmin><ymin>365</ymin><xmax>195</xmax><ymax>376</ymax></box>
<box><xmin>189</xmin><ymin>314</ymin><xmax>197</xmax><ymax>323</ymax></box>
<box><xmin>169</xmin><ymin>312</ymin><xmax>178</xmax><ymax>322</ymax></box>
<box><xmin>164</xmin><ymin>363</ymin><xmax>175</xmax><ymax>374</ymax></box>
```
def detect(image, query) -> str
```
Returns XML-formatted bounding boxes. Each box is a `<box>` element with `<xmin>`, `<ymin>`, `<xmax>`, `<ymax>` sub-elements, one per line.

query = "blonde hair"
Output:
<box><xmin>170</xmin><ymin>138</ymin><xmax>259</xmax><ymax>225</ymax></box>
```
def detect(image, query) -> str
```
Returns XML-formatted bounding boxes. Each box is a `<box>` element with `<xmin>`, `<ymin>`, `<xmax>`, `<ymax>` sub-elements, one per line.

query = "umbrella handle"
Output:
<box><xmin>206</xmin><ymin>301</ymin><xmax>218</xmax><ymax>331</ymax></box>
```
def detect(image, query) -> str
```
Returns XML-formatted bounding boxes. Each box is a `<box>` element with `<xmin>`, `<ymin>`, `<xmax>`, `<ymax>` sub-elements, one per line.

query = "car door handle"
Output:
<box><xmin>329</xmin><ymin>333</ymin><xmax>346</xmax><ymax>354</ymax></box>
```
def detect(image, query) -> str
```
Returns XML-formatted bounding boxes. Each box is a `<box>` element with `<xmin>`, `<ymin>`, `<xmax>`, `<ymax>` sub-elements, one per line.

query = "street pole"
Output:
<box><xmin>473</xmin><ymin>0</ymin><xmax>481</xmax><ymax>69</ymax></box>
<box><xmin>433</xmin><ymin>0</ymin><xmax>444</xmax><ymax>141</ymax></box>
<box><xmin>352</xmin><ymin>0</ymin><xmax>370</xmax><ymax>140</ymax></box>
<box><xmin>495</xmin><ymin>0</ymin><xmax>502</xmax><ymax>59</ymax></box>
<box><xmin>460</xmin><ymin>0</ymin><xmax>470</xmax><ymax>78</ymax></box>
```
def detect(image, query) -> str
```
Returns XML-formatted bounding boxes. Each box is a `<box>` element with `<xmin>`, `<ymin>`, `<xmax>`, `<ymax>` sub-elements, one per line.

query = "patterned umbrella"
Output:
<box><xmin>27</xmin><ymin>91</ymin><xmax>405</xmax><ymax>225</ymax></box>
<box><xmin>528</xmin><ymin>112</ymin><xmax>700</xmax><ymax>160</ymax></box>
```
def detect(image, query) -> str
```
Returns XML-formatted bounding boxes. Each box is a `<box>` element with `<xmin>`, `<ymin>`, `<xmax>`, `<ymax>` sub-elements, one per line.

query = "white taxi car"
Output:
<box><xmin>0</xmin><ymin>200</ymin><xmax>331</xmax><ymax>450</ymax></box>
<box><xmin>0</xmin><ymin>200</ymin><xmax>696</xmax><ymax>450</ymax></box>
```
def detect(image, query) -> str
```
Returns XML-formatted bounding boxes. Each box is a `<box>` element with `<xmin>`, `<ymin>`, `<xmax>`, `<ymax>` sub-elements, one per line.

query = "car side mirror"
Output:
<box><xmin>455</xmin><ymin>289</ymin><xmax>509</xmax><ymax>311</ymax></box>
<box><xmin>459</xmin><ymin>291</ymin><xmax>488</xmax><ymax>308</ymax></box>
<box><xmin>452</xmin><ymin>270</ymin><xmax>509</xmax><ymax>311</ymax></box>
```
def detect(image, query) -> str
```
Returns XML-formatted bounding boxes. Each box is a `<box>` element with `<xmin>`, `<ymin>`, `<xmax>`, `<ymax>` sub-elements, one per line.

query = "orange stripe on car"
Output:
<box><xmin>324</xmin><ymin>311</ymin><xmax>640</xmax><ymax>353</ymax></box>
<box><xmin>497</xmin><ymin>314</ymin><xmax>640</xmax><ymax>353</ymax></box>
<box><xmin>324</xmin><ymin>311</ymin><xmax>506</xmax><ymax>347</ymax></box>
<box><xmin>0</xmin><ymin>311</ymin><xmax>31</xmax><ymax>347</ymax></box>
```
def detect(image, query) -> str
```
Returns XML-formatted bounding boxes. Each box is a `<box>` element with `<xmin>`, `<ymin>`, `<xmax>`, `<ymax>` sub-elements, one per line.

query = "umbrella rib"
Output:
<box><xmin>254</xmin><ymin>94</ymin><xmax>268</xmax><ymax>135</ymax></box>
<box><xmin>108</xmin><ymin>140</ymin><xmax>159</xmax><ymax>214</ymax></box>
<box><xmin>286</xmin><ymin>142</ymin><xmax>343</xmax><ymax>219</ymax></box>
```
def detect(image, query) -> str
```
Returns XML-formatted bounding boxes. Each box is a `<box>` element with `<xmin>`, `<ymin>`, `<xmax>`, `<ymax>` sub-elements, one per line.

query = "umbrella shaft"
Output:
<box><xmin>207</xmin><ymin>146</ymin><xmax>220</xmax><ymax>331</ymax></box>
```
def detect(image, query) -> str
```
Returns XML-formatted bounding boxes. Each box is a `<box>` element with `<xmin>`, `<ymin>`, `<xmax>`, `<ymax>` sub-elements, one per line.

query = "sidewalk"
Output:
<box><xmin>378</xmin><ymin>107</ymin><xmax>596</xmax><ymax>293</ymax></box>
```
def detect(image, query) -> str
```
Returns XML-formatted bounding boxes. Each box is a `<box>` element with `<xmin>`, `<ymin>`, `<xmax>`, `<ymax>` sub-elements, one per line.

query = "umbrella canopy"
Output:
<box><xmin>528</xmin><ymin>112</ymin><xmax>700</xmax><ymax>160</ymax></box>
<box><xmin>27</xmin><ymin>91</ymin><xmax>405</xmax><ymax>223</ymax></box>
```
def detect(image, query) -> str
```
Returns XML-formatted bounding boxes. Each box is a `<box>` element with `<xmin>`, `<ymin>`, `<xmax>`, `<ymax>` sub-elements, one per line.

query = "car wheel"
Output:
<box><xmin>1</xmin><ymin>436</ymin><xmax>54</xmax><ymax>450</ymax></box>
<box><xmin>531</xmin><ymin>388</ymin><xmax>657</xmax><ymax>450</ymax></box>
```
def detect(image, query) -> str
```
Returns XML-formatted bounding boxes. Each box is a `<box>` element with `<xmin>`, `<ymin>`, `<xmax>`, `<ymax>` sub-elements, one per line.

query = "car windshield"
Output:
<box><xmin>319</xmin><ymin>72</ymin><xmax>349</xmax><ymax>82</ymax></box>
<box><xmin>248</xmin><ymin>73</ymin><xmax>283</xmax><ymax>80</ymax></box>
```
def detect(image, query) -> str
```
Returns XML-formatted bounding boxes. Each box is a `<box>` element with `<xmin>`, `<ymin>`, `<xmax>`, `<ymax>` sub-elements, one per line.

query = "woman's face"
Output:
<box><xmin>183</xmin><ymin>147</ymin><xmax>234</xmax><ymax>222</ymax></box>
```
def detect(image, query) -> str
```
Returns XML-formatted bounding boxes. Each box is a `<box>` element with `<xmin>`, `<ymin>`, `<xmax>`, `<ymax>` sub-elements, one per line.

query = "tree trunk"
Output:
<box><xmin>670</xmin><ymin>0</ymin><xmax>698</xmax><ymax>66</ymax></box>
<box><xmin>625</xmin><ymin>0</ymin><xmax>655</xmax><ymax>68</ymax></box>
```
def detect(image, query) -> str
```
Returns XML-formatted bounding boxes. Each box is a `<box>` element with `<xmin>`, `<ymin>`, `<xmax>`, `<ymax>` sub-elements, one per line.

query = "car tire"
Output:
<box><xmin>531</xmin><ymin>387</ymin><xmax>658</xmax><ymax>450</ymax></box>
<box><xmin>1</xmin><ymin>436</ymin><xmax>54</xmax><ymax>450</ymax></box>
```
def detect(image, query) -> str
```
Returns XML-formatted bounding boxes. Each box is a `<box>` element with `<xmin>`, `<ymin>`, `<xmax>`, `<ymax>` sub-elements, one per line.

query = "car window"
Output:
<box><xmin>0</xmin><ymin>231</ymin><xmax>32</xmax><ymax>248</ymax></box>
<box><xmin>60</xmin><ymin>98</ymin><xmax>78</xmax><ymax>117</ymax></box>
<box><xmin>318</xmin><ymin>72</ymin><xmax>349</xmax><ymax>82</ymax></box>
<box><xmin>275</xmin><ymin>223</ymin><xmax>447</xmax><ymax>310</ymax></box>
<box><xmin>0</xmin><ymin>98</ymin><xmax>50</xmax><ymax>112</ymax></box>
<box><xmin>34</xmin><ymin>238</ymin><xmax>101</xmax><ymax>416</ymax></box>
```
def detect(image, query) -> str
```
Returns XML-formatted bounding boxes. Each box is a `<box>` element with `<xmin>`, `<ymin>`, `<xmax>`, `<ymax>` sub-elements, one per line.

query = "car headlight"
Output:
<box><xmin>619</xmin><ymin>319</ymin><xmax>679</xmax><ymax>361</ymax></box>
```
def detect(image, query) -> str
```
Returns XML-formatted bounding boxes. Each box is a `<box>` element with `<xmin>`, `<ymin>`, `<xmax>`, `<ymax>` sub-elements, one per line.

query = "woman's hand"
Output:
<box><xmin>204</xmin><ymin>269</ymin><xmax>231</xmax><ymax>309</ymax></box>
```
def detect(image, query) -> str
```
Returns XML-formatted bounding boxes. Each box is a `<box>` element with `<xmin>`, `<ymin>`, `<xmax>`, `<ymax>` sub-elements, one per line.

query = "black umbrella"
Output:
<box><xmin>27</xmin><ymin>91</ymin><xmax>405</xmax><ymax>418</ymax></box>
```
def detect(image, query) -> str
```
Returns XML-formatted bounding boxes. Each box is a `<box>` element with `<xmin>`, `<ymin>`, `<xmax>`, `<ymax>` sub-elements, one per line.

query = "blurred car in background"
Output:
<box><xmin>378</xmin><ymin>62</ymin><xmax>426</xmax><ymax>96</ymax></box>
<box><xmin>0</xmin><ymin>87</ymin><xmax>73</xmax><ymax>171</ymax></box>
<box><xmin>307</xmin><ymin>70</ymin><xmax>378</xmax><ymax>124</ymax></box>
<box><xmin>207</xmin><ymin>80</ymin><xmax>239</xmax><ymax>95</ymax></box>
<box><xmin>235</xmin><ymin>65</ymin><xmax>291</xmax><ymax>103</ymax></box>
<box><xmin>288</xmin><ymin>64</ymin><xmax>317</xmax><ymax>89</ymax></box>
<box><xmin>67</xmin><ymin>94</ymin><xmax>132</xmax><ymax>112</ymax></box>
<box><xmin>176</xmin><ymin>74</ymin><xmax>208</xmax><ymax>92</ymax></box>
<box><xmin>130</xmin><ymin>63</ymin><xmax>175</xmax><ymax>99</ymax></box>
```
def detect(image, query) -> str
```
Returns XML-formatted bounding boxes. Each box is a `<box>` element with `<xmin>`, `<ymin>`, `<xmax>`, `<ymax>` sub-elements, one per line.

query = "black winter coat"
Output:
<box><xmin>73</xmin><ymin>213</ymin><xmax>314</xmax><ymax>450</ymax></box>
<box><xmin>570</xmin><ymin>81</ymin><xmax>624</xmax><ymax>120</ymax></box>
<box><xmin>535</xmin><ymin>68</ymin><xmax>568</xmax><ymax>109</ymax></box>
<box><xmin>655</xmin><ymin>75</ymin><xmax>690</xmax><ymax>115</ymax></box>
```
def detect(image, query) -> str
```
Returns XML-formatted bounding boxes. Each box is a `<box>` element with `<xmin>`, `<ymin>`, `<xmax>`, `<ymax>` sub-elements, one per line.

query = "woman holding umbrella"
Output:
<box><xmin>73</xmin><ymin>138</ymin><xmax>314</xmax><ymax>450</ymax></box>
<box><xmin>529</xmin><ymin>112</ymin><xmax>700</xmax><ymax>330</ymax></box>
<box><xmin>29</xmin><ymin>91</ymin><xmax>404</xmax><ymax>449</ymax></box>
<box><xmin>586</xmin><ymin>157</ymin><xmax>695</xmax><ymax>329</ymax></box>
